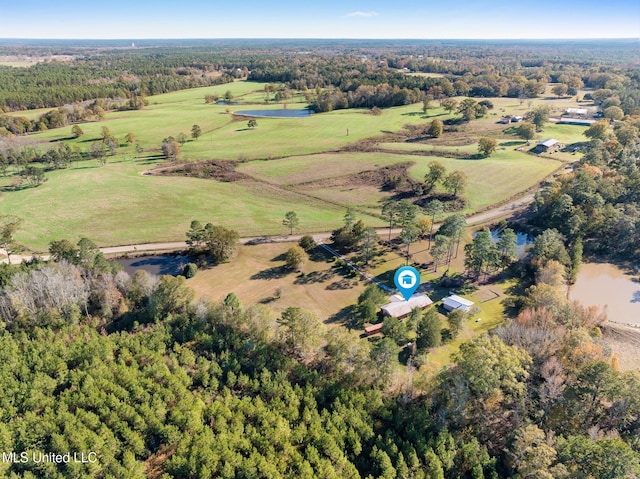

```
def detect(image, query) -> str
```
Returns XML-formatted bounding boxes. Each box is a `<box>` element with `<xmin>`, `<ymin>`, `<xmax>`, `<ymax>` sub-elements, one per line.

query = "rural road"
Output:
<box><xmin>2</xmin><ymin>191</ymin><xmax>535</xmax><ymax>264</ymax></box>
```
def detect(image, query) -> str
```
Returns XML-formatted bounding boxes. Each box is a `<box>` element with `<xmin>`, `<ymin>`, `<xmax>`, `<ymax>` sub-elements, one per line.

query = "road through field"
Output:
<box><xmin>2</xmin><ymin>191</ymin><xmax>535</xmax><ymax>264</ymax></box>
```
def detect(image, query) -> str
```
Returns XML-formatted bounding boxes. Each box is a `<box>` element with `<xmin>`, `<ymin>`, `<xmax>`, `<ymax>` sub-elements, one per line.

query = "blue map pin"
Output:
<box><xmin>394</xmin><ymin>266</ymin><xmax>421</xmax><ymax>301</ymax></box>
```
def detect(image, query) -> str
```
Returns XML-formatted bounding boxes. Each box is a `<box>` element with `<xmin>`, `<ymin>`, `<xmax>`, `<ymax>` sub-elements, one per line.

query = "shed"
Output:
<box><xmin>364</xmin><ymin>323</ymin><xmax>384</xmax><ymax>336</ymax></box>
<box><xmin>380</xmin><ymin>293</ymin><xmax>433</xmax><ymax>319</ymax></box>
<box><xmin>557</xmin><ymin>118</ymin><xmax>595</xmax><ymax>126</ymax></box>
<box><xmin>442</xmin><ymin>294</ymin><xmax>474</xmax><ymax>312</ymax></box>
<box><xmin>537</xmin><ymin>138</ymin><xmax>559</xmax><ymax>151</ymax></box>
<box><xmin>565</xmin><ymin>108</ymin><xmax>588</xmax><ymax>116</ymax></box>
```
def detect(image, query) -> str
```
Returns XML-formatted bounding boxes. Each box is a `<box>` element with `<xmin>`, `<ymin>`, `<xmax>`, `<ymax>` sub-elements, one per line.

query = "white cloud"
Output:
<box><xmin>346</xmin><ymin>11</ymin><xmax>379</xmax><ymax>17</ymax></box>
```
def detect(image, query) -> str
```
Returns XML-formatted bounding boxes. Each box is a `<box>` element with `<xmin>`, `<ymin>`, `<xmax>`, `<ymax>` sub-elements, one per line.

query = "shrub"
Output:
<box><xmin>299</xmin><ymin>235</ymin><xmax>316</xmax><ymax>251</ymax></box>
<box><xmin>183</xmin><ymin>263</ymin><xmax>198</xmax><ymax>278</ymax></box>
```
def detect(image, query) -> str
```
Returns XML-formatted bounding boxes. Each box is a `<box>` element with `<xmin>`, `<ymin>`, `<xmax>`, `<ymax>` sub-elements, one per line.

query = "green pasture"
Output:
<box><xmin>408</xmin><ymin>150</ymin><xmax>561</xmax><ymax>212</ymax></box>
<box><xmin>538</xmin><ymin>122</ymin><xmax>591</xmax><ymax>144</ymax></box>
<box><xmin>0</xmin><ymin>81</ymin><xmax>577</xmax><ymax>250</ymax></box>
<box><xmin>378</xmin><ymin>142</ymin><xmax>480</xmax><ymax>154</ymax></box>
<box><xmin>25</xmin><ymin>82</ymin><xmax>439</xmax><ymax>162</ymax></box>
<box><xmin>182</xmin><ymin>104</ymin><xmax>441</xmax><ymax>160</ymax></box>
<box><xmin>0</xmin><ymin>155</ymin><xmax>346</xmax><ymax>252</ymax></box>
<box><xmin>238</xmin><ymin>152</ymin><xmax>410</xmax><ymax>185</ymax></box>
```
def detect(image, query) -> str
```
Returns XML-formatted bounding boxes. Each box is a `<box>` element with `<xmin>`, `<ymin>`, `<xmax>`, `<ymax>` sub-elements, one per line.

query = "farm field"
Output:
<box><xmin>0</xmin><ymin>80</ymin><xmax>588</xmax><ymax>251</ymax></box>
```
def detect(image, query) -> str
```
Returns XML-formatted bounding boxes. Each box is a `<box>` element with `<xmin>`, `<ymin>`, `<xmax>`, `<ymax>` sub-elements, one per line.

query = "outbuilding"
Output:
<box><xmin>442</xmin><ymin>294</ymin><xmax>474</xmax><ymax>312</ymax></box>
<box><xmin>557</xmin><ymin>118</ymin><xmax>595</xmax><ymax>126</ymax></box>
<box><xmin>565</xmin><ymin>108</ymin><xmax>588</xmax><ymax>116</ymax></box>
<box><xmin>537</xmin><ymin>138</ymin><xmax>559</xmax><ymax>152</ymax></box>
<box><xmin>364</xmin><ymin>323</ymin><xmax>384</xmax><ymax>336</ymax></box>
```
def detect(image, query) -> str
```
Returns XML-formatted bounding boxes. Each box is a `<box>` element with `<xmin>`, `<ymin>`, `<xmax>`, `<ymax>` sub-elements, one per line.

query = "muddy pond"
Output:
<box><xmin>569</xmin><ymin>263</ymin><xmax>640</xmax><ymax>326</ymax></box>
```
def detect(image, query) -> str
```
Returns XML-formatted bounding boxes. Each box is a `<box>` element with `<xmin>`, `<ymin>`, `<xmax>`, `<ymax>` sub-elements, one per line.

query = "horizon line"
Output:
<box><xmin>0</xmin><ymin>37</ymin><xmax>638</xmax><ymax>42</ymax></box>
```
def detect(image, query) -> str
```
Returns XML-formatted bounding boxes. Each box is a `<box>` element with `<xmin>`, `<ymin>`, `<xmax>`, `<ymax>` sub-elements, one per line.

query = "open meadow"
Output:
<box><xmin>0</xmin><ymin>80</ymin><xmax>589</xmax><ymax>251</ymax></box>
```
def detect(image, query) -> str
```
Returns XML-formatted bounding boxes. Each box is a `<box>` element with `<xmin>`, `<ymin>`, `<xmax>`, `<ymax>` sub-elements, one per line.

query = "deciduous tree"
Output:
<box><xmin>477</xmin><ymin>137</ymin><xmax>498</xmax><ymax>157</ymax></box>
<box><xmin>0</xmin><ymin>216</ymin><xmax>23</xmax><ymax>265</ymax></box>
<box><xmin>526</xmin><ymin>105</ymin><xmax>551</xmax><ymax>131</ymax></box>
<box><xmin>424</xmin><ymin>161</ymin><xmax>446</xmax><ymax>190</ymax></box>
<box><xmin>282</xmin><ymin>211</ymin><xmax>299</xmax><ymax>235</ymax></box>
<box><xmin>427</xmin><ymin>119</ymin><xmax>443</xmax><ymax>137</ymax></box>
<box><xmin>516</xmin><ymin>122</ymin><xmax>536</xmax><ymax>141</ymax></box>
<box><xmin>285</xmin><ymin>245</ymin><xmax>307</xmax><ymax>271</ymax></box>
<box><xmin>443</xmin><ymin>170</ymin><xmax>468</xmax><ymax>197</ymax></box>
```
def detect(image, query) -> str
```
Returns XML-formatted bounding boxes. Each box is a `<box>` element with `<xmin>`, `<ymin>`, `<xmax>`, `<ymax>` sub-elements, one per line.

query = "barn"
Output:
<box><xmin>442</xmin><ymin>294</ymin><xmax>474</xmax><ymax>313</ymax></box>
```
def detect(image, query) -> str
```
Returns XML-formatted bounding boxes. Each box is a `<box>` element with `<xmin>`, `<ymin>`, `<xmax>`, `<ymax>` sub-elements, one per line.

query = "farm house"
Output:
<box><xmin>380</xmin><ymin>293</ymin><xmax>433</xmax><ymax>319</ymax></box>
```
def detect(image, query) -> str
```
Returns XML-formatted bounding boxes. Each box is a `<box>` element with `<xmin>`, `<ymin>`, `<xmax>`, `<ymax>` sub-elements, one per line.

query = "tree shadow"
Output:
<box><xmin>326</xmin><ymin>278</ymin><xmax>358</xmax><ymax>290</ymax></box>
<box><xmin>309</xmin><ymin>247</ymin><xmax>332</xmax><ymax>263</ymax></box>
<box><xmin>326</xmin><ymin>305</ymin><xmax>358</xmax><ymax>328</ymax></box>
<box><xmin>444</xmin><ymin>118</ymin><xmax>465</xmax><ymax>126</ymax></box>
<box><xmin>293</xmin><ymin>269</ymin><xmax>335</xmax><ymax>285</ymax></box>
<box><xmin>250</xmin><ymin>265</ymin><xmax>288</xmax><ymax>280</ymax></box>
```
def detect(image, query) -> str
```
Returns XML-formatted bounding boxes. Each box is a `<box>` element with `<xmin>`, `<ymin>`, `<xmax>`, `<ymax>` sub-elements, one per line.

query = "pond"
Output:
<box><xmin>116</xmin><ymin>255</ymin><xmax>189</xmax><ymax>277</ymax></box>
<box><xmin>569</xmin><ymin>263</ymin><xmax>640</xmax><ymax>326</ymax></box>
<box><xmin>473</xmin><ymin>229</ymin><xmax>533</xmax><ymax>258</ymax></box>
<box><xmin>490</xmin><ymin>230</ymin><xmax>532</xmax><ymax>258</ymax></box>
<box><xmin>233</xmin><ymin>109</ymin><xmax>312</xmax><ymax>118</ymax></box>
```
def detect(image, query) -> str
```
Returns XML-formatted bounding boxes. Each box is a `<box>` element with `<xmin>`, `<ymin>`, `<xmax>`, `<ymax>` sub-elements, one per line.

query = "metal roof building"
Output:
<box><xmin>442</xmin><ymin>294</ymin><xmax>475</xmax><ymax>312</ymax></box>
<box><xmin>380</xmin><ymin>293</ymin><xmax>433</xmax><ymax>319</ymax></box>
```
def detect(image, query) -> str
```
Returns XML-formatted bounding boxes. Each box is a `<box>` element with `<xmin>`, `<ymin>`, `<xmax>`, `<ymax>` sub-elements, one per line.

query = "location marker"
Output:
<box><xmin>394</xmin><ymin>266</ymin><xmax>421</xmax><ymax>301</ymax></box>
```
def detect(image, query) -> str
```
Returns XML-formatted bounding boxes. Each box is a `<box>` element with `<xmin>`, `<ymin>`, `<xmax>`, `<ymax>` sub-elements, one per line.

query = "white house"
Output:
<box><xmin>380</xmin><ymin>293</ymin><xmax>433</xmax><ymax>319</ymax></box>
<box><xmin>442</xmin><ymin>294</ymin><xmax>474</xmax><ymax>313</ymax></box>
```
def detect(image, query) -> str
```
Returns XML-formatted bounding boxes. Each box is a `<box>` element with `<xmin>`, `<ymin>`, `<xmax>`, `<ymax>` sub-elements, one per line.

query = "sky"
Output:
<box><xmin>1</xmin><ymin>0</ymin><xmax>638</xmax><ymax>39</ymax></box>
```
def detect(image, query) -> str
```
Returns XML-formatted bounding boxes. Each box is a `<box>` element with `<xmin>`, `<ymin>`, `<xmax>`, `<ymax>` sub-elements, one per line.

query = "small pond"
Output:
<box><xmin>490</xmin><ymin>230</ymin><xmax>533</xmax><ymax>258</ymax></box>
<box><xmin>116</xmin><ymin>255</ymin><xmax>189</xmax><ymax>277</ymax></box>
<box><xmin>569</xmin><ymin>263</ymin><xmax>640</xmax><ymax>326</ymax></box>
<box><xmin>233</xmin><ymin>109</ymin><xmax>312</xmax><ymax>118</ymax></box>
<box><xmin>473</xmin><ymin>229</ymin><xmax>533</xmax><ymax>258</ymax></box>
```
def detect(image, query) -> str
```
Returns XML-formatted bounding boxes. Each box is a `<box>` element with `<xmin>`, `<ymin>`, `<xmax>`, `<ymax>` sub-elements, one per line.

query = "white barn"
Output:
<box><xmin>442</xmin><ymin>294</ymin><xmax>474</xmax><ymax>313</ymax></box>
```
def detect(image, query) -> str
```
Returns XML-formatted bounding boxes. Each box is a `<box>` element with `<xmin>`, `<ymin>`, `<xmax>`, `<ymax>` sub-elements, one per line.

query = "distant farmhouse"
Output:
<box><xmin>442</xmin><ymin>294</ymin><xmax>474</xmax><ymax>313</ymax></box>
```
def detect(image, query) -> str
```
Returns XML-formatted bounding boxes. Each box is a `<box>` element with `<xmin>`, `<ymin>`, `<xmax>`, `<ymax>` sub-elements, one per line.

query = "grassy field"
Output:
<box><xmin>0</xmin><ymin>153</ymin><xmax>346</xmax><ymax>251</ymax></box>
<box><xmin>187</xmin><ymin>242</ymin><xmax>366</xmax><ymax>322</ymax></box>
<box><xmin>26</xmin><ymin>83</ymin><xmax>439</xmax><ymax>161</ymax></box>
<box><xmin>0</xmin><ymin>81</ymin><xmax>587</xmax><ymax>250</ymax></box>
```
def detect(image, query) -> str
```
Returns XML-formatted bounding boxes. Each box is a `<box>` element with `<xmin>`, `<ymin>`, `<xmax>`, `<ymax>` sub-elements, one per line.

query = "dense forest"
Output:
<box><xmin>1</xmin><ymin>39</ymin><xmax>639</xmax><ymax>115</ymax></box>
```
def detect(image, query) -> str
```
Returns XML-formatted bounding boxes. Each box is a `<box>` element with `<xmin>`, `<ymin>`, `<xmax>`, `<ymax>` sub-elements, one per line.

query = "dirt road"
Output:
<box><xmin>2</xmin><ymin>190</ymin><xmax>535</xmax><ymax>264</ymax></box>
